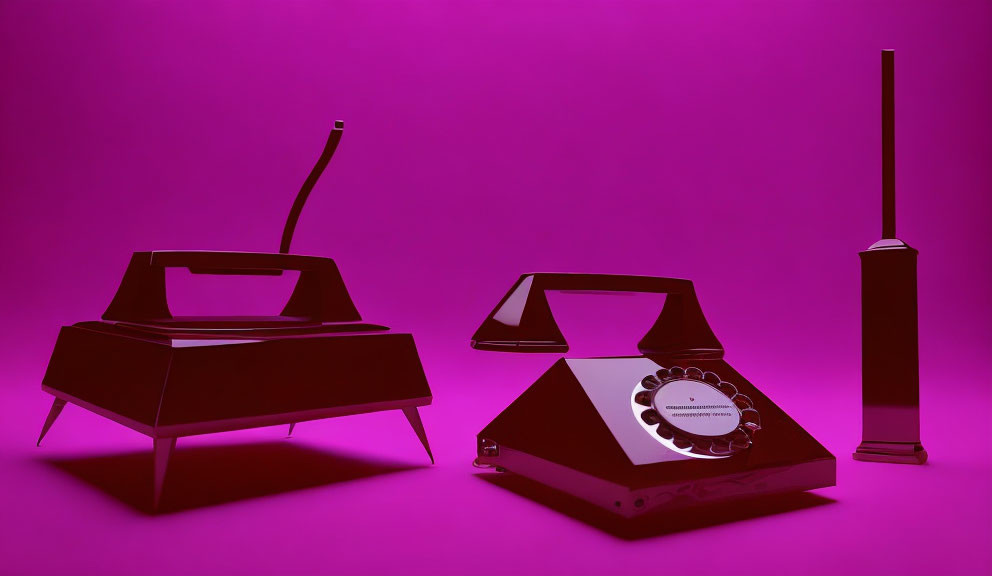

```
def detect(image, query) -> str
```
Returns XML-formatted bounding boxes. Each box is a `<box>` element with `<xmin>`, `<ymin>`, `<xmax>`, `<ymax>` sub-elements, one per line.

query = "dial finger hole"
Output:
<box><xmin>655</xmin><ymin>421</ymin><xmax>675</xmax><ymax>440</ymax></box>
<box><xmin>702</xmin><ymin>371</ymin><xmax>721</xmax><ymax>385</ymax></box>
<box><xmin>733</xmin><ymin>394</ymin><xmax>754</xmax><ymax>410</ymax></box>
<box><xmin>641</xmin><ymin>375</ymin><xmax>662</xmax><ymax>389</ymax></box>
<box><xmin>717</xmin><ymin>380</ymin><xmax>738</xmax><ymax>397</ymax></box>
<box><xmin>729</xmin><ymin>429</ymin><xmax>751</xmax><ymax>450</ymax></box>
<box><xmin>685</xmin><ymin>367</ymin><xmax>704</xmax><ymax>380</ymax></box>
<box><xmin>634</xmin><ymin>391</ymin><xmax>653</xmax><ymax>407</ymax></box>
<box><xmin>640</xmin><ymin>410</ymin><xmax>662</xmax><ymax>426</ymax></box>
<box><xmin>668</xmin><ymin>366</ymin><xmax>685</xmax><ymax>378</ymax></box>
<box><xmin>710</xmin><ymin>439</ymin><xmax>731</xmax><ymax>455</ymax></box>
<box><xmin>741</xmin><ymin>408</ymin><xmax>761</xmax><ymax>430</ymax></box>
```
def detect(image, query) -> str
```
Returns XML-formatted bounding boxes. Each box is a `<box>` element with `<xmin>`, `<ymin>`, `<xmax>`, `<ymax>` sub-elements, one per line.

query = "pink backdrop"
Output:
<box><xmin>1</xmin><ymin>1</ymin><xmax>989</xmax><ymax>575</ymax></box>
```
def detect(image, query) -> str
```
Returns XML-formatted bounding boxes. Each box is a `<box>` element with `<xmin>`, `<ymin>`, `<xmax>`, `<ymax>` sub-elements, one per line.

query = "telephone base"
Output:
<box><xmin>853</xmin><ymin>441</ymin><xmax>928</xmax><ymax>465</ymax></box>
<box><xmin>477</xmin><ymin>445</ymin><xmax>834</xmax><ymax>519</ymax></box>
<box><xmin>477</xmin><ymin>357</ymin><xmax>836</xmax><ymax>519</ymax></box>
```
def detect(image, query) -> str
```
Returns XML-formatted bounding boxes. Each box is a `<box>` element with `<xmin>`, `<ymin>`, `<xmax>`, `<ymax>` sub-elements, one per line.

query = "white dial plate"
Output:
<box><xmin>653</xmin><ymin>379</ymin><xmax>741</xmax><ymax>437</ymax></box>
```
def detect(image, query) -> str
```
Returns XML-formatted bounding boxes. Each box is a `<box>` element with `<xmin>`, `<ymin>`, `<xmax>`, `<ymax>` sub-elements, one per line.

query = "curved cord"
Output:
<box><xmin>280</xmin><ymin>120</ymin><xmax>344</xmax><ymax>254</ymax></box>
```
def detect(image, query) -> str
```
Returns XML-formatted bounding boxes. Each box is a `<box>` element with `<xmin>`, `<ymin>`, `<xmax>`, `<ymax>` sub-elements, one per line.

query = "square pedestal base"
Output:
<box><xmin>853</xmin><ymin>441</ymin><xmax>927</xmax><ymax>464</ymax></box>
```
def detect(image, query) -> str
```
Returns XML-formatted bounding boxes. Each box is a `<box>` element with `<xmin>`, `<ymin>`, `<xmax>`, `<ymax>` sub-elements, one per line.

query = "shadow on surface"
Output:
<box><xmin>43</xmin><ymin>441</ymin><xmax>423</xmax><ymax>514</ymax></box>
<box><xmin>476</xmin><ymin>471</ymin><xmax>836</xmax><ymax>540</ymax></box>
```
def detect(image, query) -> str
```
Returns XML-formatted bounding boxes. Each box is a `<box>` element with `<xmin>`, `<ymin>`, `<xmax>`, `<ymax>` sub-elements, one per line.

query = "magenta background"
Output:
<box><xmin>1</xmin><ymin>1</ymin><xmax>990</xmax><ymax>575</ymax></box>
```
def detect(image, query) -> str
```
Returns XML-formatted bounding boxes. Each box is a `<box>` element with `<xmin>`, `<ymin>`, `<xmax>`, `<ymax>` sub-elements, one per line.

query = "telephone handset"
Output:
<box><xmin>471</xmin><ymin>273</ymin><xmax>722</xmax><ymax>356</ymax></box>
<box><xmin>471</xmin><ymin>273</ymin><xmax>834</xmax><ymax>519</ymax></box>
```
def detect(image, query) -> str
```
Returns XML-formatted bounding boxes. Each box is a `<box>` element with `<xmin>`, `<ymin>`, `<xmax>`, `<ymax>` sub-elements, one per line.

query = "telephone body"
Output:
<box><xmin>472</xmin><ymin>273</ymin><xmax>834</xmax><ymax>518</ymax></box>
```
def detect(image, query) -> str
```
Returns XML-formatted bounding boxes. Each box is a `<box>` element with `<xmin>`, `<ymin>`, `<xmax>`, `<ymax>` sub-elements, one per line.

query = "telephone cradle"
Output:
<box><xmin>36</xmin><ymin>123</ymin><xmax>433</xmax><ymax>510</ymax></box>
<box><xmin>472</xmin><ymin>273</ymin><xmax>835</xmax><ymax>518</ymax></box>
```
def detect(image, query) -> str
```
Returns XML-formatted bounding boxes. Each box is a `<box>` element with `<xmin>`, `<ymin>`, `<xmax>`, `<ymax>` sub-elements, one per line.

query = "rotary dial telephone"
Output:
<box><xmin>471</xmin><ymin>273</ymin><xmax>832</xmax><ymax>518</ymax></box>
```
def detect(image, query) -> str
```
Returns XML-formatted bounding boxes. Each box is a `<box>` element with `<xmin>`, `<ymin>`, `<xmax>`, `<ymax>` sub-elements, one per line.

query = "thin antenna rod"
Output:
<box><xmin>280</xmin><ymin>120</ymin><xmax>344</xmax><ymax>254</ymax></box>
<box><xmin>882</xmin><ymin>50</ymin><xmax>895</xmax><ymax>239</ymax></box>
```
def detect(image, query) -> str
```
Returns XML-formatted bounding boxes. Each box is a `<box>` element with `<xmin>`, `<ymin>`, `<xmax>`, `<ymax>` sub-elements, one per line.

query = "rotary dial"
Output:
<box><xmin>631</xmin><ymin>366</ymin><xmax>761</xmax><ymax>459</ymax></box>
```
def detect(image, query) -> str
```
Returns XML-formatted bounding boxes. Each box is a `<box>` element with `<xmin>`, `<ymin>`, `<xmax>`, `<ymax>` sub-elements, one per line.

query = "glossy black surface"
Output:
<box><xmin>854</xmin><ymin>51</ymin><xmax>926</xmax><ymax>464</ymax></box>
<box><xmin>37</xmin><ymin>122</ymin><xmax>436</xmax><ymax>509</ymax></box>
<box><xmin>479</xmin><ymin>357</ymin><xmax>832</xmax><ymax>490</ymax></box>
<box><xmin>471</xmin><ymin>273</ymin><xmax>723</xmax><ymax>357</ymax></box>
<box><xmin>473</xmin><ymin>272</ymin><xmax>835</xmax><ymax>517</ymax></box>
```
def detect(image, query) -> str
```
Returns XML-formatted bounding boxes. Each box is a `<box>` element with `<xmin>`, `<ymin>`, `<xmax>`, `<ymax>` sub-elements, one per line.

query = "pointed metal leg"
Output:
<box><xmin>401</xmin><ymin>406</ymin><xmax>434</xmax><ymax>464</ymax></box>
<box><xmin>152</xmin><ymin>437</ymin><xmax>177</xmax><ymax>511</ymax></box>
<box><xmin>288</xmin><ymin>422</ymin><xmax>296</xmax><ymax>436</ymax></box>
<box><xmin>37</xmin><ymin>398</ymin><xmax>67</xmax><ymax>447</ymax></box>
